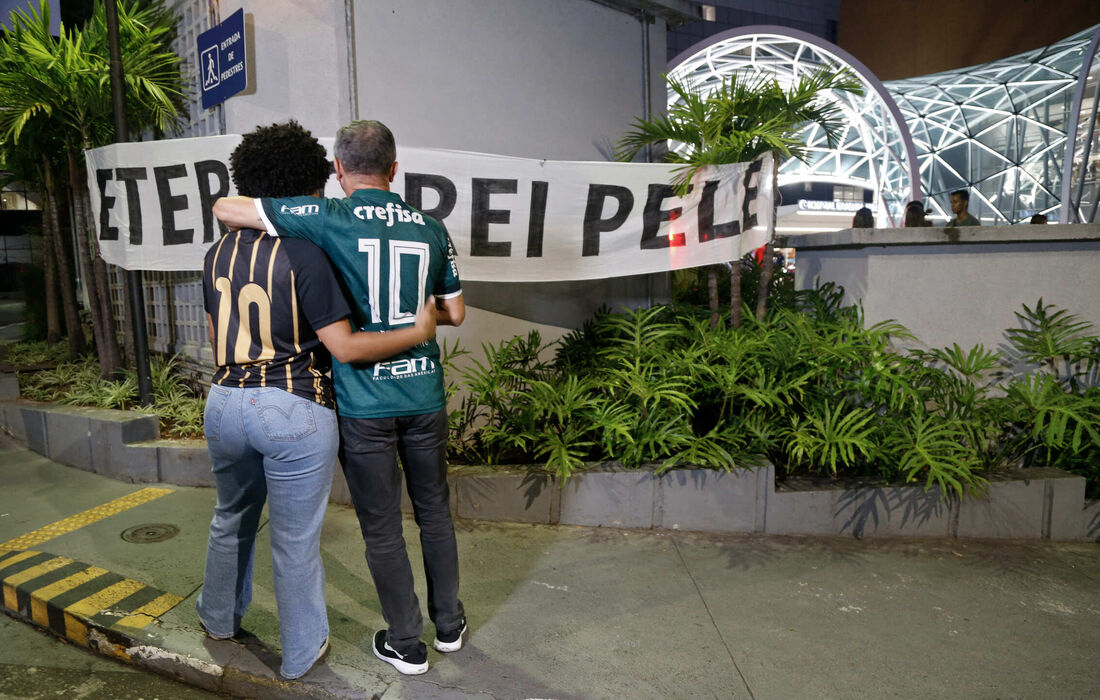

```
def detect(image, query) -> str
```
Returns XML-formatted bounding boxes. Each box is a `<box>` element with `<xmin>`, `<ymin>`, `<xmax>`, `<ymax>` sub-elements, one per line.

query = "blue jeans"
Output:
<box><xmin>197</xmin><ymin>385</ymin><xmax>336</xmax><ymax>679</ymax></box>
<box><xmin>339</xmin><ymin>409</ymin><xmax>464</xmax><ymax>656</ymax></box>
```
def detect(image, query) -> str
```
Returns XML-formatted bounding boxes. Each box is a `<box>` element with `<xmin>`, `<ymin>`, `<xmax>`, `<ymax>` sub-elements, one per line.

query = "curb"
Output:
<box><xmin>0</xmin><ymin>548</ymin><xmax>379</xmax><ymax>699</ymax></box>
<box><xmin>0</xmin><ymin>396</ymin><xmax>1095</xmax><ymax>542</ymax></box>
<box><xmin>0</xmin><ymin>549</ymin><xmax>184</xmax><ymax>652</ymax></box>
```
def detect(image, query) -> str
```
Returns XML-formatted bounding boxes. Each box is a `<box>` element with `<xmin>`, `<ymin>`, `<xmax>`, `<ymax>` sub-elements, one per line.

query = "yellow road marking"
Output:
<box><xmin>30</xmin><ymin>596</ymin><xmax>48</xmax><ymax>627</ymax></box>
<box><xmin>0</xmin><ymin>549</ymin><xmax>29</xmax><ymax>566</ymax></box>
<box><xmin>26</xmin><ymin>566</ymin><xmax>110</xmax><ymax>616</ymax></box>
<box><xmin>2</xmin><ymin>583</ymin><xmax>16</xmax><ymax>611</ymax></box>
<box><xmin>2</xmin><ymin>556</ymin><xmax>73</xmax><ymax>588</ymax></box>
<box><xmin>0</xmin><ymin>550</ymin><xmax>41</xmax><ymax>571</ymax></box>
<box><xmin>113</xmin><ymin>592</ymin><xmax>186</xmax><ymax>630</ymax></box>
<box><xmin>64</xmin><ymin>612</ymin><xmax>88</xmax><ymax>647</ymax></box>
<box><xmin>0</xmin><ymin>542</ymin><xmax>186</xmax><ymax>640</ymax></box>
<box><xmin>0</xmin><ymin>487</ymin><xmax>173</xmax><ymax>553</ymax></box>
<box><xmin>65</xmin><ymin>578</ymin><xmax>146</xmax><ymax>618</ymax></box>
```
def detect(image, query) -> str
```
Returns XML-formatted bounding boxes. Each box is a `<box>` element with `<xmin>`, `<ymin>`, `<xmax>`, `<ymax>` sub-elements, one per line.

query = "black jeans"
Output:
<box><xmin>338</xmin><ymin>409</ymin><xmax>464</xmax><ymax>654</ymax></box>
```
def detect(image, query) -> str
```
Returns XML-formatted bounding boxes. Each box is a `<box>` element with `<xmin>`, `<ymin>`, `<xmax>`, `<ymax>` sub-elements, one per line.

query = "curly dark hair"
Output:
<box><xmin>229</xmin><ymin>120</ymin><xmax>333</xmax><ymax>198</ymax></box>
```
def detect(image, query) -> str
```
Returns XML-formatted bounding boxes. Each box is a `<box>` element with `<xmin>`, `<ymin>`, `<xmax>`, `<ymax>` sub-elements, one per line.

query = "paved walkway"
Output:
<box><xmin>0</xmin><ymin>435</ymin><xmax>1097</xmax><ymax>699</ymax></box>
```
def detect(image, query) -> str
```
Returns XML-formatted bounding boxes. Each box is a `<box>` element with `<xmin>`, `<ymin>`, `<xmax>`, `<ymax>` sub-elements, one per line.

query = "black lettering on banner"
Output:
<box><xmin>404</xmin><ymin>173</ymin><xmax>456</xmax><ymax>222</ymax></box>
<box><xmin>741</xmin><ymin>158</ymin><xmax>763</xmax><ymax>230</ymax></box>
<box><xmin>470</xmin><ymin>178</ymin><xmax>516</xmax><ymax>257</ymax></box>
<box><xmin>697</xmin><ymin>180</ymin><xmax>741</xmax><ymax>242</ymax></box>
<box><xmin>640</xmin><ymin>183</ymin><xmax>689</xmax><ymax>250</ymax></box>
<box><xmin>526</xmin><ymin>180</ymin><xmax>548</xmax><ymax>257</ymax></box>
<box><xmin>582</xmin><ymin>185</ymin><xmax>633</xmax><ymax>257</ymax></box>
<box><xmin>96</xmin><ymin>169</ymin><xmax>118</xmax><ymax>241</ymax></box>
<box><xmin>154</xmin><ymin>164</ymin><xmax>194</xmax><ymax>245</ymax></box>
<box><xmin>194</xmin><ymin>160</ymin><xmax>230</xmax><ymax>242</ymax></box>
<box><xmin>114</xmin><ymin>167</ymin><xmax>148</xmax><ymax>244</ymax></box>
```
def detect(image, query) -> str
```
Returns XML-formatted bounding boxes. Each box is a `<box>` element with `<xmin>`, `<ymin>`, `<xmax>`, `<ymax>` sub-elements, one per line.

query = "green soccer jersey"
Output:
<box><xmin>256</xmin><ymin>188</ymin><xmax>462</xmax><ymax>419</ymax></box>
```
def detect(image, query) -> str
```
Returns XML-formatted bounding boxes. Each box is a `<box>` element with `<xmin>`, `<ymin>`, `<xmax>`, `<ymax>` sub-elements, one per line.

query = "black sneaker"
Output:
<box><xmin>372</xmin><ymin>630</ymin><xmax>428</xmax><ymax>675</ymax></box>
<box><xmin>433</xmin><ymin>617</ymin><xmax>467</xmax><ymax>653</ymax></box>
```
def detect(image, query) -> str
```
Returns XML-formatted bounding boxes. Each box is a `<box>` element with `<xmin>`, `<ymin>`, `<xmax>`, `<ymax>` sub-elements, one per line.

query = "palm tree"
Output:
<box><xmin>0</xmin><ymin>33</ymin><xmax>87</xmax><ymax>357</ymax></box>
<box><xmin>0</xmin><ymin>0</ymin><xmax>182</xmax><ymax>375</ymax></box>
<box><xmin>617</xmin><ymin>69</ymin><xmax>862</xmax><ymax>326</ymax></box>
<box><xmin>1</xmin><ymin>140</ymin><xmax>67</xmax><ymax>348</ymax></box>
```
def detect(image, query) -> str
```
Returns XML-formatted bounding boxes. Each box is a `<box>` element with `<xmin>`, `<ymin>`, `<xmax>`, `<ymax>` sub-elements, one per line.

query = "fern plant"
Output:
<box><xmin>1006</xmin><ymin>299</ymin><xmax>1094</xmax><ymax>375</ymax></box>
<box><xmin>455</xmin><ymin>292</ymin><xmax>1100</xmax><ymax>498</ymax></box>
<box><xmin>880</xmin><ymin>413</ymin><xmax>986</xmax><ymax>496</ymax></box>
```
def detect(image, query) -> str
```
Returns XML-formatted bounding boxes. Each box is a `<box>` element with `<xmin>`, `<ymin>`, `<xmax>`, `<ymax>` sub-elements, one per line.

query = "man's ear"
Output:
<box><xmin>334</xmin><ymin>158</ymin><xmax>346</xmax><ymax>179</ymax></box>
<box><xmin>389</xmin><ymin>161</ymin><xmax>398</xmax><ymax>183</ymax></box>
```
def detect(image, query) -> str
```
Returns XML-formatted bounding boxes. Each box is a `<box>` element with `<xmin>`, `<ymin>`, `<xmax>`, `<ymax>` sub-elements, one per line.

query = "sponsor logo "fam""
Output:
<box><xmin>373</xmin><ymin>357</ymin><xmax>435</xmax><ymax>378</ymax></box>
<box><xmin>280</xmin><ymin>203</ymin><xmax>320</xmax><ymax>216</ymax></box>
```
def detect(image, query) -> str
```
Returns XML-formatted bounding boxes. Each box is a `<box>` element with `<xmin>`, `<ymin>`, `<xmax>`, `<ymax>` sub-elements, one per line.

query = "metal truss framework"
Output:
<box><xmin>668</xmin><ymin>27</ymin><xmax>921</xmax><ymax>226</ymax></box>
<box><xmin>888</xmin><ymin>26</ymin><xmax>1100</xmax><ymax>224</ymax></box>
<box><xmin>670</xmin><ymin>24</ymin><xmax>1100</xmax><ymax>225</ymax></box>
<box><xmin>1061</xmin><ymin>28</ymin><xmax>1100</xmax><ymax>224</ymax></box>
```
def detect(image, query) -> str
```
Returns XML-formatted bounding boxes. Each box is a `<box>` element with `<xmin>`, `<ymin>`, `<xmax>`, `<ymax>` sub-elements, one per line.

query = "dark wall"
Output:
<box><xmin>667</xmin><ymin>0</ymin><xmax>841</xmax><ymax>64</ymax></box>
<box><xmin>837</xmin><ymin>0</ymin><xmax>1100</xmax><ymax>80</ymax></box>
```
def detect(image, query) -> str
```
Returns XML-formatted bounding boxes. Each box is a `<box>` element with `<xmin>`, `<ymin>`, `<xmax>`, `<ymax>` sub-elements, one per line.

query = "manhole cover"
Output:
<box><xmin>121</xmin><ymin>523</ymin><xmax>179</xmax><ymax>543</ymax></box>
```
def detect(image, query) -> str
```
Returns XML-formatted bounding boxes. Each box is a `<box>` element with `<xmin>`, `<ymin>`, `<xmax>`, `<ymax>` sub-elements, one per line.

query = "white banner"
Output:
<box><xmin>85</xmin><ymin>137</ymin><xmax>773</xmax><ymax>281</ymax></box>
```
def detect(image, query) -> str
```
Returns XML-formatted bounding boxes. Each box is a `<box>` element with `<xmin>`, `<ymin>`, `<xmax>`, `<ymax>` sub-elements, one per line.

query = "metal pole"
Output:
<box><xmin>104</xmin><ymin>0</ymin><xmax>154</xmax><ymax>406</ymax></box>
<box><xmin>640</xmin><ymin>11</ymin><xmax>654</xmax><ymax>308</ymax></box>
<box><xmin>1073</xmin><ymin>72</ymin><xmax>1100</xmax><ymax>223</ymax></box>
<box><xmin>345</xmin><ymin>0</ymin><xmax>359</xmax><ymax>122</ymax></box>
<box><xmin>640</xmin><ymin>11</ymin><xmax>652</xmax><ymax>164</ymax></box>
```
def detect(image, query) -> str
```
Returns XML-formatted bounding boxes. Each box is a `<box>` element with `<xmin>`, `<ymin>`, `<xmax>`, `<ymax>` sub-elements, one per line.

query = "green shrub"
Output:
<box><xmin>447</xmin><ymin>291</ymin><xmax>1100</xmax><ymax>499</ymax></box>
<box><xmin>3</xmin><ymin>339</ymin><xmax>71</xmax><ymax>367</ymax></box>
<box><xmin>16</xmin><ymin>353</ymin><xmax>206</xmax><ymax>439</ymax></box>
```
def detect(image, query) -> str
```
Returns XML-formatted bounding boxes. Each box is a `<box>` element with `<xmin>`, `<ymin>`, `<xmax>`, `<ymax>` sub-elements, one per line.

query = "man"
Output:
<box><xmin>213</xmin><ymin>120</ymin><xmax>466</xmax><ymax>676</ymax></box>
<box><xmin>948</xmin><ymin>189</ymin><xmax>980</xmax><ymax>226</ymax></box>
<box><xmin>199</xmin><ymin>120</ymin><xmax>435</xmax><ymax>680</ymax></box>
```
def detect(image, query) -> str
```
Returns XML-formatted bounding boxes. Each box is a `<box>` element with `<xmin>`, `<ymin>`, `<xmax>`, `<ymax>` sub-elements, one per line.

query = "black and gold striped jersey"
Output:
<box><xmin>202</xmin><ymin>228</ymin><xmax>350</xmax><ymax>408</ymax></box>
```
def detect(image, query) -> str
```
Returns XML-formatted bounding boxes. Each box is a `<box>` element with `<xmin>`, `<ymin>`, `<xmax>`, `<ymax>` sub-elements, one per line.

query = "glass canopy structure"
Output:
<box><xmin>888</xmin><ymin>26</ymin><xmax>1100</xmax><ymax>224</ymax></box>
<box><xmin>669</xmin><ymin>24</ymin><xmax>1100</xmax><ymax>225</ymax></box>
<box><xmin>668</xmin><ymin>27</ymin><xmax>920</xmax><ymax>227</ymax></box>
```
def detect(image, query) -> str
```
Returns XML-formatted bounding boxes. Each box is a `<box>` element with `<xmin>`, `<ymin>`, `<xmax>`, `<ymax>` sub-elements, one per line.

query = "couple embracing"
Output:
<box><xmin>196</xmin><ymin>119</ymin><xmax>466</xmax><ymax>679</ymax></box>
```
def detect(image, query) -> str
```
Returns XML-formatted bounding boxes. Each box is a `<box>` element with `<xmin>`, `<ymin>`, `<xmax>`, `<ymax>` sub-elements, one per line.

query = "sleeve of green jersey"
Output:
<box><xmin>256</xmin><ymin>196</ymin><xmax>327</xmax><ymax>245</ymax></box>
<box><xmin>434</xmin><ymin>221</ymin><xmax>462</xmax><ymax>299</ymax></box>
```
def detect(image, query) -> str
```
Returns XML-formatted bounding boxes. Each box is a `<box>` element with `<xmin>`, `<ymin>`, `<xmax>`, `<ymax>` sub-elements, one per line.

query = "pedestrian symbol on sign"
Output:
<box><xmin>196</xmin><ymin>8</ymin><xmax>245</xmax><ymax>109</ymax></box>
<box><xmin>201</xmin><ymin>46</ymin><xmax>220</xmax><ymax>90</ymax></box>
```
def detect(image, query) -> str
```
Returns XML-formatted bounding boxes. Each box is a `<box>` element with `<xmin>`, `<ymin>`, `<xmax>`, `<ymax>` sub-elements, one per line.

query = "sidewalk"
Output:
<box><xmin>1</xmin><ymin>434</ymin><xmax>1098</xmax><ymax>699</ymax></box>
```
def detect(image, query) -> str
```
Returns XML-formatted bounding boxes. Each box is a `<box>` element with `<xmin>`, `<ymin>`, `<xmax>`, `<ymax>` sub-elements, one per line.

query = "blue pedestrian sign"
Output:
<box><xmin>197</xmin><ymin>9</ymin><xmax>246</xmax><ymax>109</ymax></box>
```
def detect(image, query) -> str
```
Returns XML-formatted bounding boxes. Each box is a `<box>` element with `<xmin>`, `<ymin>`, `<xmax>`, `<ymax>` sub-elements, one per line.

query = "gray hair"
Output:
<box><xmin>334</xmin><ymin>120</ymin><xmax>396</xmax><ymax>177</ymax></box>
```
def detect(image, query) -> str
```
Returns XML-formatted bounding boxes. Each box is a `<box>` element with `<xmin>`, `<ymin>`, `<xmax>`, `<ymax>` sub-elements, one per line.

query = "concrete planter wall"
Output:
<box><xmin>780</xmin><ymin>224</ymin><xmax>1100</xmax><ymax>354</ymax></box>
<box><xmin>1</xmin><ymin>396</ymin><xmax>1094</xmax><ymax>542</ymax></box>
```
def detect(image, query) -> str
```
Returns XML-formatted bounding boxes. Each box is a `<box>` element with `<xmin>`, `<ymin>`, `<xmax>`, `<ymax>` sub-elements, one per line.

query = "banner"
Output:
<box><xmin>85</xmin><ymin>137</ymin><xmax>773</xmax><ymax>281</ymax></box>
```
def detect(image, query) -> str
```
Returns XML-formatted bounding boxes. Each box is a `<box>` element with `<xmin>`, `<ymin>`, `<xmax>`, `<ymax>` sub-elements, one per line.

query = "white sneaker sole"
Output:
<box><xmin>433</xmin><ymin>624</ymin><xmax>467</xmax><ymax>653</ymax></box>
<box><xmin>374</xmin><ymin>640</ymin><xmax>429</xmax><ymax>675</ymax></box>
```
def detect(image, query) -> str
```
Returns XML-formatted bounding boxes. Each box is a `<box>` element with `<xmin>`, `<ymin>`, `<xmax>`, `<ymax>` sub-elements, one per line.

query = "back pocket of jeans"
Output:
<box><xmin>204</xmin><ymin>386</ymin><xmax>231</xmax><ymax>442</ymax></box>
<box><xmin>254</xmin><ymin>391</ymin><xmax>317</xmax><ymax>442</ymax></box>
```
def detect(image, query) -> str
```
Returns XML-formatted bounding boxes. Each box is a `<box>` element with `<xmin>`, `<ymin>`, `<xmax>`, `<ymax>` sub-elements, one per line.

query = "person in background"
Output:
<box><xmin>904</xmin><ymin>200</ymin><xmax>929</xmax><ymax>227</ymax></box>
<box><xmin>198</xmin><ymin>121</ymin><xmax>436</xmax><ymax>680</ymax></box>
<box><xmin>948</xmin><ymin>189</ymin><xmax>980</xmax><ymax>226</ymax></box>
<box><xmin>852</xmin><ymin>207</ymin><xmax>874</xmax><ymax>228</ymax></box>
<box><xmin>1030</xmin><ymin>213</ymin><xmax>1048</xmax><ymax>224</ymax></box>
<box><xmin>212</xmin><ymin>120</ymin><xmax>467</xmax><ymax>676</ymax></box>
